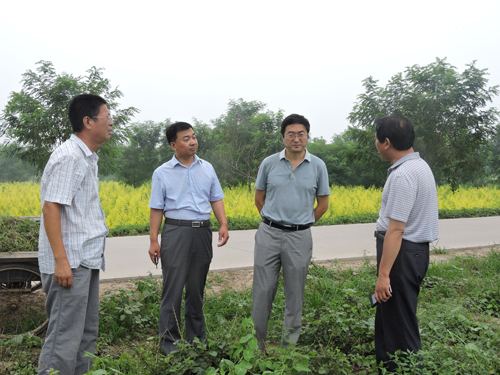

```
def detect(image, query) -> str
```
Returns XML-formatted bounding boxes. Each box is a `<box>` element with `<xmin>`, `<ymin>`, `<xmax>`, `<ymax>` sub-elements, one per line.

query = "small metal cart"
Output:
<box><xmin>0</xmin><ymin>217</ymin><xmax>48</xmax><ymax>338</ymax></box>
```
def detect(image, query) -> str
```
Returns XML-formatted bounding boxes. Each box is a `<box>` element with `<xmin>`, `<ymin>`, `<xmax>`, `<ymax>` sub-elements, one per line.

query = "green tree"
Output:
<box><xmin>116</xmin><ymin>120</ymin><xmax>173</xmax><ymax>187</ymax></box>
<box><xmin>347</xmin><ymin>58</ymin><xmax>500</xmax><ymax>188</ymax></box>
<box><xmin>0</xmin><ymin>61</ymin><xmax>138</xmax><ymax>175</ymax></box>
<box><xmin>0</xmin><ymin>145</ymin><xmax>37</xmax><ymax>182</ymax></box>
<box><xmin>191</xmin><ymin>119</ymin><xmax>217</xmax><ymax>160</ymax></box>
<box><xmin>486</xmin><ymin>124</ymin><xmax>500</xmax><ymax>182</ymax></box>
<box><xmin>211</xmin><ymin>99</ymin><xmax>284</xmax><ymax>191</ymax></box>
<box><xmin>308</xmin><ymin>134</ymin><xmax>383</xmax><ymax>187</ymax></box>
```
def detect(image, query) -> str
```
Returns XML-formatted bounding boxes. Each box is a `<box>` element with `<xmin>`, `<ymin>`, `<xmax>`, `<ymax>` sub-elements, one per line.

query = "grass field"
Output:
<box><xmin>1</xmin><ymin>248</ymin><xmax>499</xmax><ymax>374</ymax></box>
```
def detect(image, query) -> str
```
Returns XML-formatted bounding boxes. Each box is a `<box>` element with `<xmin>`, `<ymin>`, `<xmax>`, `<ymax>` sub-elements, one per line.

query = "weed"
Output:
<box><xmin>431</xmin><ymin>245</ymin><xmax>448</xmax><ymax>254</ymax></box>
<box><xmin>0</xmin><ymin>215</ymin><xmax>39</xmax><ymax>253</ymax></box>
<box><xmin>4</xmin><ymin>250</ymin><xmax>500</xmax><ymax>374</ymax></box>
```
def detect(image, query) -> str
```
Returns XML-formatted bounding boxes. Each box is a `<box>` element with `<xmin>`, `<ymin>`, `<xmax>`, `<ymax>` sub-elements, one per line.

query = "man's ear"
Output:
<box><xmin>384</xmin><ymin>138</ymin><xmax>391</xmax><ymax>150</ymax></box>
<box><xmin>170</xmin><ymin>141</ymin><xmax>176</xmax><ymax>151</ymax></box>
<box><xmin>83</xmin><ymin>116</ymin><xmax>92</xmax><ymax>130</ymax></box>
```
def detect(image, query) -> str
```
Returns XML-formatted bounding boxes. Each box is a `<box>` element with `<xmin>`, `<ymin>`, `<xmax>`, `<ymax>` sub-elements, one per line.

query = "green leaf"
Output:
<box><xmin>465</xmin><ymin>343</ymin><xmax>481</xmax><ymax>352</ymax></box>
<box><xmin>243</xmin><ymin>348</ymin><xmax>254</xmax><ymax>362</ymax></box>
<box><xmin>239</xmin><ymin>333</ymin><xmax>254</xmax><ymax>343</ymax></box>
<box><xmin>235</xmin><ymin>362</ymin><xmax>252</xmax><ymax>375</ymax></box>
<box><xmin>294</xmin><ymin>360</ymin><xmax>311</xmax><ymax>372</ymax></box>
<box><xmin>247</xmin><ymin>337</ymin><xmax>258</xmax><ymax>350</ymax></box>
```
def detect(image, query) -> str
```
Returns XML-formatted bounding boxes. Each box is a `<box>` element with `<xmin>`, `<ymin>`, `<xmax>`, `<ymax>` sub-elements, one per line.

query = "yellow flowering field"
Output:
<box><xmin>436</xmin><ymin>185</ymin><xmax>500</xmax><ymax>210</ymax></box>
<box><xmin>1</xmin><ymin>182</ymin><xmax>499</xmax><ymax>229</ymax></box>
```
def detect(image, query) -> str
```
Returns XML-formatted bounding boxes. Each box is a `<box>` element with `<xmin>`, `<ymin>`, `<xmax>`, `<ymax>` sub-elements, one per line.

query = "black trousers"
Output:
<box><xmin>159</xmin><ymin>223</ymin><xmax>213</xmax><ymax>355</ymax></box>
<box><xmin>375</xmin><ymin>237</ymin><xmax>429</xmax><ymax>372</ymax></box>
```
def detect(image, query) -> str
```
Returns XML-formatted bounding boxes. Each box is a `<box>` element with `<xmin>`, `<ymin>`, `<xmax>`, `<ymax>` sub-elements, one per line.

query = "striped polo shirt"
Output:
<box><xmin>377</xmin><ymin>152</ymin><xmax>439</xmax><ymax>243</ymax></box>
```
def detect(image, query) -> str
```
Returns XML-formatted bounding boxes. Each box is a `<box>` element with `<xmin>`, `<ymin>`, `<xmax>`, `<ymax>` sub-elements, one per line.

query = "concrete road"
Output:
<box><xmin>101</xmin><ymin>216</ymin><xmax>500</xmax><ymax>282</ymax></box>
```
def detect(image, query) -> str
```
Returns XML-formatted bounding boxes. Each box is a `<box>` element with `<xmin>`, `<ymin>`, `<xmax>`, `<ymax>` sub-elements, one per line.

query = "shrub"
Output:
<box><xmin>0</xmin><ymin>216</ymin><xmax>39</xmax><ymax>253</ymax></box>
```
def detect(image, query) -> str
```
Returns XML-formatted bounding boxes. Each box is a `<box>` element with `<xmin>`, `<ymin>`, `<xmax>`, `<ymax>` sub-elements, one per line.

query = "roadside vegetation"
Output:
<box><xmin>0</xmin><ymin>216</ymin><xmax>39</xmax><ymax>253</ymax></box>
<box><xmin>1</xmin><ymin>248</ymin><xmax>499</xmax><ymax>374</ymax></box>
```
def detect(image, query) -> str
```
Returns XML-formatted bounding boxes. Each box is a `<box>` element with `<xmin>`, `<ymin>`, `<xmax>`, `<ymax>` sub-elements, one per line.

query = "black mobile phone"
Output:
<box><xmin>154</xmin><ymin>254</ymin><xmax>158</xmax><ymax>268</ymax></box>
<box><xmin>369</xmin><ymin>286</ymin><xmax>392</xmax><ymax>308</ymax></box>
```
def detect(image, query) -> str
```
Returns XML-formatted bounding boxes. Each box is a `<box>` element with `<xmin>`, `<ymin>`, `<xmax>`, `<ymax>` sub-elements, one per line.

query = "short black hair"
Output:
<box><xmin>280</xmin><ymin>114</ymin><xmax>310</xmax><ymax>136</ymax></box>
<box><xmin>166</xmin><ymin>122</ymin><xmax>193</xmax><ymax>143</ymax></box>
<box><xmin>375</xmin><ymin>115</ymin><xmax>415</xmax><ymax>151</ymax></box>
<box><xmin>68</xmin><ymin>94</ymin><xmax>107</xmax><ymax>133</ymax></box>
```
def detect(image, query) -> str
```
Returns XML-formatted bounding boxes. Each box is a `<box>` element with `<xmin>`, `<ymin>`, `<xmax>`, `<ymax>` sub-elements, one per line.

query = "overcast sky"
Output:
<box><xmin>1</xmin><ymin>0</ymin><xmax>499</xmax><ymax>141</ymax></box>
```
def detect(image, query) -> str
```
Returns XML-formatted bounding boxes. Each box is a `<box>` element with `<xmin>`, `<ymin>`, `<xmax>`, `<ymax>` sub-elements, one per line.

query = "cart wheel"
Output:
<box><xmin>0</xmin><ymin>263</ymin><xmax>49</xmax><ymax>338</ymax></box>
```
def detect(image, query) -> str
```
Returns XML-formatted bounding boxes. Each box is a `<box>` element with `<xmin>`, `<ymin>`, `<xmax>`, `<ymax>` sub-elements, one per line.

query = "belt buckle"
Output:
<box><xmin>192</xmin><ymin>221</ymin><xmax>201</xmax><ymax>228</ymax></box>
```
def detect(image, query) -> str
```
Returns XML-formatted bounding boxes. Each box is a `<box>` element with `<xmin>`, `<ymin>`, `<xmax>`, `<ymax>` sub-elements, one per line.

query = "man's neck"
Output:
<box><xmin>390</xmin><ymin>148</ymin><xmax>414</xmax><ymax>164</ymax></box>
<box><xmin>75</xmin><ymin>133</ymin><xmax>98</xmax><ymax>153</ymax></box>
<box><xmin>285</xmin><ymin>149</ymin><xmax>306</xmax><ymax>162</ymax></box>
<box><xmin>175</xmin><ymin>153</ymin><xmax>196</xmax><ymax>167</ymax></box>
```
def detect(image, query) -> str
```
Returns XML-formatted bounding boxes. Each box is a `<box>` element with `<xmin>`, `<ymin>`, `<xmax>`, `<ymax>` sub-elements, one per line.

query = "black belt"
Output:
<box><xmin>262</xmin><ymin>217</ymin><xmax>311</xmax><ymax>231</ymax></box>
<box><xmin>374</xmin><ymin>230</ymin><xmax>386</xmax><ymax>240</ymax></box>
<box><xmin>165</xmin><ymin>218</ymin><xmax>211</xmax><ymax>228</ymax></box>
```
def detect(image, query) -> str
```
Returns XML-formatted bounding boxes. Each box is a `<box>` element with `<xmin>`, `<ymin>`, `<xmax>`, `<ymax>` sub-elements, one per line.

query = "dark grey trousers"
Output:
<box><xmin>159</xmin><ymin>223</ymin><xmax>213</xmax><ymax>355</ymax></box>
<box><xmin>375</xmin><ymin>237</ymin><xmax>429</xmax><ymax>372</ymax></box>
<box><xmin>38</xmin><ymin>266</ymin><xmax>100</xmax><ymax>375</ymax></box>
<box><xmin>252</xmin><ymin>222</ymin><xmax>312</xmax><ymax>350</ymax></box>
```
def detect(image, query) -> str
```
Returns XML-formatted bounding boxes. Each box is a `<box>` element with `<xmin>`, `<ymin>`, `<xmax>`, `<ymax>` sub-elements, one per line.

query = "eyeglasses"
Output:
<box><xmin>285</xmin><ymin>132</ymin><xmax>307</xmax><ymax>140</ymax></box>
<box><xmin>92</xmin><ymin>115</ymin><xmax>113</xmax><ymax>123</ymax></box>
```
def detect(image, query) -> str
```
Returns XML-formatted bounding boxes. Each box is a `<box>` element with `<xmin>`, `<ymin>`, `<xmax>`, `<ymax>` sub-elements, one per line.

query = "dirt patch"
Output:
<box><xmin>99</xmin><ymin>280</ymin><xmax>139</xmax><ymax>298</ymax></box>
<box><xmin>206</xmin><ymin>269</ymin><xmax>254</xmax><ymax>294</ymax></box>
<box><xmin>0</xmin><ymin>287</ymin><xmax>47</xmax><ymax>337</ymax></box>
<box><xmin>99</xmin><ymin>245</ymin><xmax>499</xmax><ymax>298</ymax></box>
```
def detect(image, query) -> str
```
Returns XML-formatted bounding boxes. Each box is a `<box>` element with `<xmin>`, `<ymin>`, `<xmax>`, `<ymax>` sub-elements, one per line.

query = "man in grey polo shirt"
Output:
<box><xmin>252</xmin><ymin>113</ymin><xmax>330</xmax><ymax>350</ymax></box>
<box><xmin>373</xmin><ymin>114</ymin><xmax>438</xmax><ymax>372</ymax></box>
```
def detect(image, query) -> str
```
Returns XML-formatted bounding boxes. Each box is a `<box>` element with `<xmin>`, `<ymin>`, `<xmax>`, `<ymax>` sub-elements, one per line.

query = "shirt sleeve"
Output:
<box><xmin>254</xmin><ymin>158</ymin><xmax>269</xmax><ymax>191</ymax></box>
<box><xmin>209</xmin><ymin>165</ymin><xmax>225</xmax><ymax>202</ymax></box>
<box><xmin>316</xmin><ymin>161</ymin><xmax>331</xmax><ymax>196</ymax></box>
<box><xmin>149</xmin><ymin>170</ymin><xmax>165</xmax><ymax>210</ymax></box>
<box><xmin>384</xmin><ymin>175</ymin><xmax>416</xmax><ymax>224</ymax></box>
<box><xmin>42</xmin><ymin>155</ymin><xmax>84</xmax><ymax>206</ymax></box>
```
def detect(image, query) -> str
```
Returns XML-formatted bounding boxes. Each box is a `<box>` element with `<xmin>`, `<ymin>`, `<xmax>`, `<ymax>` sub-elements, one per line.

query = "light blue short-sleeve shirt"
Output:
<box><xmin>255</xmin><ymin>149</ymin><xmax>330</xmax><ymax>225</ymax></box>
<box><xmin>149</xmin><ymin>155</ymin><xmax>224</xmax><ymax>220</ymax></box>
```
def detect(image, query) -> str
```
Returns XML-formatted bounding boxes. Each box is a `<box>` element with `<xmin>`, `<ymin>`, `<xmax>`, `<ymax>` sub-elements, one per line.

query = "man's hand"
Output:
<box><xmin>217</xmin><ymin>225</ymin><xmax>229</xmax><ymax>247</ymax></box>
<box><xmin>375</xmin><ymin>218</ymin><xmax>404</xmax><ymax>304</ymax></box>
<box><xmin>211</xmin><ymin>200</ymin><xmax>229</xmax><ymax>247</ymax></box>
<box><xmin>314</xmin><ymin>195</ymin><xmax>329</xmax><ymax>223</ymax></box>
<box><xmin>375</xmin><ymin>275</ymin><xmax>392</xmax><ymax>303</ymax></box>
<box><xmin>42</xmin><ymin>201</ymin><xmax>72</xmax><ymax>288</ymax></box>
<box><xmin>255</xmin><ymin>189</ymin><xmax>266</xmax><ymax>214</ymax></box>
<box><xmin>149</xmin><ymin>242</ymin><xmax>161</xmax><ymax>264</ymax></box>
<box><xmin>149</xmin><ymin>208</ymin><xmax>164</xmax><ymax>265</ymax></box>
<box><xmin>54</xmin><ymin>258</ymin><xmax>73</xmax><ymax>288</ymax></box>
